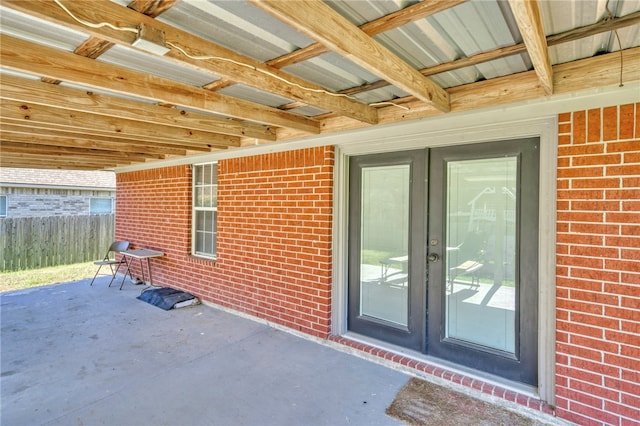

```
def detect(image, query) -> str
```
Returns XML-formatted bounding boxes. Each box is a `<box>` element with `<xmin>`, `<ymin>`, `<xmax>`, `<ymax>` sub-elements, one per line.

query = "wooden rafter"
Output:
<box><xmin>508</xmin><ymin>0</ymin><xmax>553</xmax><ymax>95</ymax></box>
<box><xmin>1</xmin><ymin>75</ymin><xmax>276</xmax><ymax>141</ymax></box>
<box><xmin>325</xmin><ymin>10</ymin><xmax>640</xmax><ymax>100</ymax></box>
<box><xmin>39</xmin><ymin>0</ymin><xmax>177</xmax><ymax>85</ymax></box>
<box><xmin>0</xmin><ymin>141</ymin><xmax>156</xmax><ymax>163</ymax></box>
<box><xmin>2</xmin><ymin>123</ymin><xmax>218</xmax><ymax>155</ymax></box>
<box><xmin>250</xmin><ymin>0</ymin><xmax>450</xmax><ymax>113</ymax></box>
<box><xmin>1</xmin><ymin>0</ymin><xmax>378</xmax><ymax>125</ymax></box>
<box><xmin>276</xmin><ymin>47</ymin><xmax>640</xmax><ymax>140</ymax></box>
<box><xmin>0</xmin><ymin>153</ymin><xmax>124</xmax><ymax>170</ymax></box>
<box><xmin>0</xmin><ymin>34</ymin><xmax>320</xmax><ymax>134</ymax></box>
<box><xmin>0</xmin><ymin>0</ymin><xmax>637</xmax><ymax>171</ymax></box>
<box><xmin>267</xmin><ymin>0</ymin><xmax>467</xmax><ymax>70</ymax></box>
<box><xmin>1</xmin><ymin>100</ymin><xmax>240</xmax><ymax>150</ymax></box>
<box><xmin>1</xmin><ymin>127</ymin><xmax>189</xmax><ymax>157</ymax></box>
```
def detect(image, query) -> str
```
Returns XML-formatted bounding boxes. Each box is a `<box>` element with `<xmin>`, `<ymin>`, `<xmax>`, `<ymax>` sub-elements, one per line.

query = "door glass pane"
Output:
<box><xmin>445</xmin><ymin>157</ymin><xmax>517</xmax><ymax>354</ymax></box>
<box><xmin>359</xmin><ymin>165</ymin><xmax>410</xmax><ymax>326</ymax></box>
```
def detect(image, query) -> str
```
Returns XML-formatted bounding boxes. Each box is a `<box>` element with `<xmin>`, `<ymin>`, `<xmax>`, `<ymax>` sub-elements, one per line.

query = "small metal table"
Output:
<box><xmin>119</xmin><ymin>249</ymin><xmax>164</xmax><ymax>290</ymax></box>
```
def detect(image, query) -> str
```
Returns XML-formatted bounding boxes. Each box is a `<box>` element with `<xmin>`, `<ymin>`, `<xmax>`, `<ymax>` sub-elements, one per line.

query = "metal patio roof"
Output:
<box><xmin>1</xmin><ymin>0</ymin><xmax>638</xmax><ymax>170</ymax></box>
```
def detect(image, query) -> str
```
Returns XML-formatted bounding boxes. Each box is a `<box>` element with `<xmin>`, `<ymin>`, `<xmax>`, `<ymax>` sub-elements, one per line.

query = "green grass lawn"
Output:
<box><xmin>0</xmin><ymin>262</ymin><xmax>97</xmax><ymax>293</ymax></box>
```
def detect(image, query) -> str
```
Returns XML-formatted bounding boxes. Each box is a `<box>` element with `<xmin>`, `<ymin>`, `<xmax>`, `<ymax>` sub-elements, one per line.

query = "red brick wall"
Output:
<box><xmin>115</xmin><ymin>109</ymin><xmax>639</xmax><ymax>422</ymax></box>
<box><xmin>116</xmin><ymin>146</ymin><xmax>334</xmax><ymax>337</ymax></box>
<box><xmin>556</xmin><ymin>104</ymin><xmax>640</xmax><ymax>425</ymax></box>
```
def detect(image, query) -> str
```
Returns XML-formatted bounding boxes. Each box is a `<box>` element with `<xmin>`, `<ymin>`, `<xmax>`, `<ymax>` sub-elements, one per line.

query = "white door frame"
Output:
<box><xmin>332</xmin><ymin>114</ymin><xmax>557</xmax><ymax>403</ymax></box>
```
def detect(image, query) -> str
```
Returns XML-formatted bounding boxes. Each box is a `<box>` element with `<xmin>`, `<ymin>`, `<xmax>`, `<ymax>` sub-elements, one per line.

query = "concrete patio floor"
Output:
<box><xmin>1</xmin><ymin>277</ymin><xmax>562</xmax><ymax>426</ymax></box>
<box><xmin>1</xmin><ymin>277</ymin><xmax>408</xmax><ymax>426</ymax></box>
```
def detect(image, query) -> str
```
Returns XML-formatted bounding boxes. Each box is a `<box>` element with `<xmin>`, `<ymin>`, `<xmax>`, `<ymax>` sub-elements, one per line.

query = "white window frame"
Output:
<box><xmin>192</xmin><ymin>162</ymin><xmax>218</xmax><ymax>259</ymax></box>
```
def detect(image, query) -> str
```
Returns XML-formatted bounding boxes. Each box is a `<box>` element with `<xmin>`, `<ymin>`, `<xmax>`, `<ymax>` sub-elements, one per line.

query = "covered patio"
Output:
<box><xmin>1</xmin><ymin>277</ymin><xmax>407</xmax><ymax>425</ymax></box>
<box><xmin>1</xmin><ymin>277</ymin><xmax>560</xmax><ymax>426</ymax></box>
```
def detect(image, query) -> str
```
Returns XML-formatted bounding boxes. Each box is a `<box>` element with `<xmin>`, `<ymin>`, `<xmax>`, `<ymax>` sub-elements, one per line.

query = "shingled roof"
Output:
<box><xmin>0</xmin><ymin>167</ymin><xmax>115</xmax><ymax>190</ymax></box>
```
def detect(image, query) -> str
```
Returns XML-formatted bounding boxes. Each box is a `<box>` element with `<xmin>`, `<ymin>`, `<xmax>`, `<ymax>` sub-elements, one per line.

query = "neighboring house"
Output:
<box><xmin>0</xmin><ymin>168</ymin><xmax>115</xmax><ymax>217</ymax></box>
<box><xmin>116</xmin><ymin>100</ymin><xmax>640</xmax><ymax>425</ymax></box>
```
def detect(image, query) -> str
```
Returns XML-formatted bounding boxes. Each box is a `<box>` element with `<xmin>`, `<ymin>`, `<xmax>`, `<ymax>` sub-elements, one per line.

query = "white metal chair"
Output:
<box><xmin>89</xmin><ymin>241</ymin><xmax>131</xmax><ymax>287</ymax></box>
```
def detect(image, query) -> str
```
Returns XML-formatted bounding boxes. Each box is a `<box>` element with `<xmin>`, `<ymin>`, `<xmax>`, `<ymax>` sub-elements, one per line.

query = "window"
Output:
<box><xmin>90</xmin><ymin>198</ymin><xmax>113</xmax><ymax>214</ymax></box>
<box><xmin>192</xmin><ymin>163</ymin><xmax>218</xmax><ymax>258</ymax></box>
<box><xmin>0</xmin><ymin>195</ymin><xmax>6</xmax><ymax>217</ymax></box>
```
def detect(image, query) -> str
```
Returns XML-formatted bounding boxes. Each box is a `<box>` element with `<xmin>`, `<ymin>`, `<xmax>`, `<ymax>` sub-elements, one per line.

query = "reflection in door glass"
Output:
<box><xmin>445</xmin><ymin>157</ymin><xmax>517</xmax><ymax>354</ymax></box>
<box><xmin>359</xmin><ymin>165</ymin><xmax>409</xmax><ymax>326</ymax></box>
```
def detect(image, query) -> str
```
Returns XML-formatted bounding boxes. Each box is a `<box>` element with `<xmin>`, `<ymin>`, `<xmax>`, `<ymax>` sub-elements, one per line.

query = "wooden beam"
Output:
<box><xmin>1</xmin><ymin>125</ymin><xmax>186</xmax><ymax>156</ymax></box>
<box><xmin>1</xmin><ymin>124</ymin><xmax>222</xmax><ymax>156</ymax></box>
<box><xmin>250</xmin><ymin>0</ymin><xmax>450</xmax><ymax>113</ymax></box>
<box><xmin>277</xmin><ymin>48</ymin><xmax>640</xmax><ymax>140</ymax></box>
<box><xmin>0</xmin><ymin>141</ymin><xmax>155</xmax><ymax>163</ymax></box>
<box><xmin>508</xmin><ymin>0</ymin><xmax>553</xmax><ymax>95</ymax></box>
<box><xmin>389</xmin><ymin>48</ymin><xmax>640</xmax><ymax>119</ymax></box>
<box><xmin>0</xmin><ymin>33</ymin><xmax>320</xmax><ymax>134</ymax></box>
<box><xmin>127</xmin><ymin>0</ymin><xmax>179</xmax><ymax>17</ymax></box>
<box><xmin>319</xmin><ymin>10</ymin><xmax>640</xmax><ymax>100</ymax></box>
<box><xmin>1</xmin><ymin>99</ymin><xmax>240</xmax><ymax>149</ymax></box>
<box><xmin>0</xmin><ymin>158</ymin><xmax>109</xmax><ymax>171</ymax></box>
<box><xmin>0</xmin><ymin>75</ymin><xmax>276</xmax><ymax>141</ymax></box>
<box><xmin>0</xmin><ymin>152</ymin><xmax>123</xmax><ymax>170</ymax></box>
<box><xmin>2</xmin><ymin>0</ymin><xmax>377</xmax><ymax>125</ymax></box>
<box><xmin>71</xmin><ymin>0</ymin><xmax>177</xmax><ymax>58</ymax></box>
<box><xmin>40</xmin><ymin>1</ymin><xmax>178</xmax><ymax>84</ymax></box>
<box><xmin>267</xmin><ymin>0</ymin><xmax>466</xmax><ymax>69</ymax></box>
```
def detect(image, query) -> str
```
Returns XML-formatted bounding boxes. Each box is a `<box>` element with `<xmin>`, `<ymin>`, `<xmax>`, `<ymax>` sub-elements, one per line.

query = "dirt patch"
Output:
<box><xmin>386</xmin><ymin>378</ymin><xmax>547</xmax><ymax>426</ymax></box>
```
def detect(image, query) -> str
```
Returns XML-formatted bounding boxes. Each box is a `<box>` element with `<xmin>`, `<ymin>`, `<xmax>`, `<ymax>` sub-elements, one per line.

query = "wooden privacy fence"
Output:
<box><xmin>0</xmin><ymin>214</ymin><xmax>115</xmax><ymax>272</ymax></box>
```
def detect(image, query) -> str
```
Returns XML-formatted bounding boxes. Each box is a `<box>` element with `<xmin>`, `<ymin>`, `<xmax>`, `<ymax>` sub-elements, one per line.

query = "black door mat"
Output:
<box><xmin>386</xmin><ymin>378</ymin><xmax>546</xmax><ymax>425</ymax></box>
<box><xmin>137</xmin><ymin>287</ymin><xmax>199</xmax><ymax>310</ymax></box>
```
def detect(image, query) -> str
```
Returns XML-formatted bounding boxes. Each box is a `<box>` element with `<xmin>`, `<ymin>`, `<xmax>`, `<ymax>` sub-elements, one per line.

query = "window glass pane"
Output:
<box><xmin>204</xmin><ymin>232</ymin><xmax>213</xmax><ymax>254</ymax></box>
<box><xmin>196</xmin><ymin>210</ymin><xmax>204</xmax><ymax>229</ymax></box>
<box><xmin>196</xmin><ymin>231</ymin><xmax>204</xmax><ymax>253</ymax></box>
<box><xmin>90</xmin><ymin>198</ymin><xmax>113</xmax><ymax>214</ymax></box>
<box><xmin>445</xmin><ymin>157</ymin><xmax>517</xmax><ymax>354</ymax></box>
<box><xmin>0</xmin><ymin>196</ymin><xmax>6</xmax><ymax>216</ymax></box>
<box><xmin>195</xmin><ymin>187</ymin><xmax>203</xmax><ymax>207</ymax></box>
<box><xmin>211</xmin><ymin>185</ymin><xmax>218</xmax><ymax>207</ymax></box>
<box><xmin>195</xmin><ymin>165</ymin><xmax>202</xmax><ymax>185</ymax></box>
<box><xmin>204</xmin><ymin>164</ymin><xmax>213</xmax><ymax>185</ymax></box>
<box><xmin>359</xmin><ymin>165</ymin><xmax>410</xmax><ymax>326</ymax></box>
<box><xmin>205</xmin><ymin>186</ymin><xmax>213</xmax><ymax>208</ymax></box>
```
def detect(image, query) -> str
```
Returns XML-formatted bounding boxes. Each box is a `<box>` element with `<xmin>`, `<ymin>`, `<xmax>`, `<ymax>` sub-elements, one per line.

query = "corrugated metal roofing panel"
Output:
<box><xmin>324</xmin><ymin>0</ymin><xmax>532</xmax><ymax>88</ymax></box>
<box><xmin>154</xmin><ymin>0</ymin><xmax>315</xmax><ymax>62</ymax></box>
<box><xmin>541</xmin><ymin>0</ymin><xmax>640</xmax><ymax>64</ymax></box>
<box><xmin>217</xmin><ymin>84</ymin><xmax>294</xmax><ymax>109</ymax></box>
<box><xmin>0</xmin><ymin>6</ymin><xmax>88</xmax><ymax>53</ymax></box>
<box><xmin>325</xmin><ymin>0</ymin><xmax>409</xmax><ymax>26</ymax></box>
<box><xmin>97</xmin><ymin>44</ymin><xmax>220</xmax><ymax>87</ymax></box>
<box><xmin>283</xmin><ymin>52</ymin><xmax>382</xmax><ymax>92</ymax></box>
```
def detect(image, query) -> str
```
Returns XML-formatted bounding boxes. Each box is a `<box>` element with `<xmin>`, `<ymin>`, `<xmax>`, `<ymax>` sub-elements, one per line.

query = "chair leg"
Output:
<box><xmin>108</xmin><ymin>263</ymin><xmax>120</xmax><ymax>287</ymax></box>
<box><xmin>109</xmin><ymin>258</ymin><xmax>132</xmax><ymax>288</ymax></box>
<box><xmin>89</xmin><ymin>265</ymin><xmax>103</xmax><ymax>286</ymax></box>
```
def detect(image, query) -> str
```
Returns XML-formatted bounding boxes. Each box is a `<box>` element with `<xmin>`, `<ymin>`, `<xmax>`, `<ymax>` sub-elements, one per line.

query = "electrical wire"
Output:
<box><xmin>167</xmin><ymin>42</ymin><xmax>409</xmax><ymax>110</ymax></box>
<box><xmin>53</xmin><ymin>0</ymin><xmax>410</xmax><ymax>110</ymax></box>
<box><xmin>167</xmin><ymin>41</ymin><xmax>351</xmax><ymax>98</ymax></box>
<box><xmin>53</xmin><ymin>0</ymin><xmax>138</xmax><ymax>34</ymax></box>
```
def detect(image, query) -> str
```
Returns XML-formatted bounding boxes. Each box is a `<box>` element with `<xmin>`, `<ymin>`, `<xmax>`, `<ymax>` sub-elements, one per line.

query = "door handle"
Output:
<box><xmin>427</xmin><ymin>253</ymin><xmax>439</xmax><ymax>263</ymax></box>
